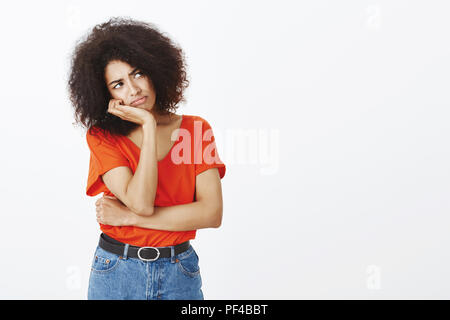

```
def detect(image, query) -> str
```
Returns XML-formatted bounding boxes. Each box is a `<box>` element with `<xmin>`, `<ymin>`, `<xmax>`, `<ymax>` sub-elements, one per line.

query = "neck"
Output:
<box><xmin>151</xmin><ymin>109</ymin><xmax>175</xmax><ymax>126</ymax></box>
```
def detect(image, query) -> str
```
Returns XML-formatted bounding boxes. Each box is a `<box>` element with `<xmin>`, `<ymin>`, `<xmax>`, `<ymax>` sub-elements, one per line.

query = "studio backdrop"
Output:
<box><xmin>0</xmin><ymin>0</ymin><xmax>448</xmax><ymax>299</ymax></box>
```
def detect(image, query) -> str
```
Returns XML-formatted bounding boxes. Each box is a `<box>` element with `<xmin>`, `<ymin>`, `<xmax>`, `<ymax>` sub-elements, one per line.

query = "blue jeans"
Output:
<box><xmin>87</xmin><ymin>242</ymin><xmax>204</xmax><ymax>300</ymax></box>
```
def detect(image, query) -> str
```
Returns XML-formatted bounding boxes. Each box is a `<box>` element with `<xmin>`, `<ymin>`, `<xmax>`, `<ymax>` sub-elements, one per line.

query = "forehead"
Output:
<box><xmin>104</xmin><ymin>60</ymin><xmax>134</xmax><ymax>78</ymax></box>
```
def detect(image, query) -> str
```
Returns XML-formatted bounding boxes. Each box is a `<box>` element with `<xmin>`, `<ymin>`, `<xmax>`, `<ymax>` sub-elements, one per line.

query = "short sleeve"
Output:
<box><xmin>85</xmin><ymin>128</ymin><xmax>130</xmax><ymax>196</ymax></box>
<box><xmin>194</xmin><ymin>117</ymin><xmax>226</xmax><ymax>179</ymax></box>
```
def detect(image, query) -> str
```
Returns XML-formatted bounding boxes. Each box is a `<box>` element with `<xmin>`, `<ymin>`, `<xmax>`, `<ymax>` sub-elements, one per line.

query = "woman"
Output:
<box><xmin>67</xmin><ymin>17</ymin><xmax>226</xmax><ymax>300</ymax></box>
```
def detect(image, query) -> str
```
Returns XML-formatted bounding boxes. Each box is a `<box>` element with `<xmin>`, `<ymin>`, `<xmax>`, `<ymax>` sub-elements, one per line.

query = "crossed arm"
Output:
<box><xmin>96</xmin><ymin>167</ymin><xmax>223</xmax><ymax>231</ymax></box>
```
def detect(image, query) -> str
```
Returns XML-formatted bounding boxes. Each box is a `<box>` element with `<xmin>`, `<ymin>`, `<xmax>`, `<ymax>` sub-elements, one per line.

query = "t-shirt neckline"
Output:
<box><xmin>122</xmin><ymin>114</ymin><xmax>185</xmax><ymax>163</ymax></box>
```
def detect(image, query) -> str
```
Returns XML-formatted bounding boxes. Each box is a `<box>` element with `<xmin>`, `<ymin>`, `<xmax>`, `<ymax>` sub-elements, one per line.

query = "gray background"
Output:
<box><xmin>0</xmin><ymin>0</ymin><xmax>448</xmax><ymax>299</ymax></box>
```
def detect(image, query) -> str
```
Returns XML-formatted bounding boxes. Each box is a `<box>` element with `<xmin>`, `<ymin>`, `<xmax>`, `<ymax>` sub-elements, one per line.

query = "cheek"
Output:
<box><xmin>109</xmin><ymin>89</ymin><xmax>125</xmax><ymax>100</ymax></box>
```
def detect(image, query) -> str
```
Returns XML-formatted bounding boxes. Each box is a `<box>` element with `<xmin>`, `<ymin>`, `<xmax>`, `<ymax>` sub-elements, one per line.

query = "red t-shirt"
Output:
<box><xmin>85</xmin><ymin>114</ymin><xmax>226</xmax><ymax>247</ymax></box>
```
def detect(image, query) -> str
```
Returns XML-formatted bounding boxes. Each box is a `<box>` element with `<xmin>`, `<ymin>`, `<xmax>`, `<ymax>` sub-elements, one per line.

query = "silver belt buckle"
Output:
<box><xmin>137</xmin><ymin>246</ymin><xmax>160</xmax><ymax>262</ymax></box>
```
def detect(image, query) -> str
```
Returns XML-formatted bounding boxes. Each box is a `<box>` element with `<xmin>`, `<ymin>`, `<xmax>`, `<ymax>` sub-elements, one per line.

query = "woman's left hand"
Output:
<box><xmin>95</xmin><ymin>195</ymin><xmax>134</xmax><ymax>226</ymax></box>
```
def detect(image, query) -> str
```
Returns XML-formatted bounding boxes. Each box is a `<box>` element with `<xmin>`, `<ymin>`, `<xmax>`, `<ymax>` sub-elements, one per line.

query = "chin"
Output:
<box><xmin>140</xmin><ymin>105</ymin><xmax>154</xmax><ymax>112</ymax></box>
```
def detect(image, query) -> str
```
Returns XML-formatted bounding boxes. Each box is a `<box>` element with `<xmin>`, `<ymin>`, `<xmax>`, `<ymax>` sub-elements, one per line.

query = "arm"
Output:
<box><xmin>134</xmin><ymin>202</ymin><xmax>221</xmax><ymax>231</ymax></box>
<box><xmin>101</xmin><ymin>99</ymin><xmax>158</xmax><ymax>216</ymax></box>
<box><xmin>96</xmin><ymin>168</ymin><xmax>224</xmax><ymax>231</ymax></box>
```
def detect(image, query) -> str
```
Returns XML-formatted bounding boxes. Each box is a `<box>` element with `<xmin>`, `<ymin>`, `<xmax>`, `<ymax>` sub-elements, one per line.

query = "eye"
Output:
<box><xmin>113</xmin><ymin>82</ymin><xmax>123</xmax><ymax>89</ymax></box>
<box><xmin>112</xmin><ymin>72</ymin><xmax>144</xmax><ymax>89</ymax></box>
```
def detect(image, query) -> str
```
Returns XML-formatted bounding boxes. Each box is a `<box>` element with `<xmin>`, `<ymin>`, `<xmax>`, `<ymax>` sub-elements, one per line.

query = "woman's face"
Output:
<box><xmin>104</xmin><ymin>60</ymin><xmax>156</xmax><ymax>111</ymax></box>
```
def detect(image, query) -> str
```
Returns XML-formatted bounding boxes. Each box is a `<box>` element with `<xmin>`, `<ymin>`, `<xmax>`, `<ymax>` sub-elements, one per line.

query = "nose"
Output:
<box><xmin>128</xmin><ymin>81</ymin><xmax>141</xmax><ymax>96</ymax></box>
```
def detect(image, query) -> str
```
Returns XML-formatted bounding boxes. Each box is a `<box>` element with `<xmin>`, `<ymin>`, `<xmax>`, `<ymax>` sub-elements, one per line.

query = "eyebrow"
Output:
<box><xmin>108</xmin><ymin>68</ymin><xmax>139</xmax><ymax>86</ymax></box>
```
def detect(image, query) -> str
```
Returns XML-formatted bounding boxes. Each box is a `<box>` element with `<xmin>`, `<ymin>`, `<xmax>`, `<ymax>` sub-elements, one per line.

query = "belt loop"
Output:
<box><xmin>123</xmin><ymin>244</ymin><xmax>129</xmax><ymax>260</ymax></box>
<box><xmin>170</xmin><ymin>245</ymin><xmax>175</xmax><ymax>263</ymax></box>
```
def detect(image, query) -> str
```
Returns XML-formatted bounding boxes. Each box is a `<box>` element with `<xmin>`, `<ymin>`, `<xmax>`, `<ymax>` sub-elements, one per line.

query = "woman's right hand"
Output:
<box><xmin>107</xmin><ymin>99</ymin><xmax>156</xmax><ymax>127</ymax></box>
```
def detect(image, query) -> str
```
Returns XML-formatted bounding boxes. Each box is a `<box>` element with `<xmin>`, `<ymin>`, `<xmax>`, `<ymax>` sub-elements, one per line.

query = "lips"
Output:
<box><xmin>130</xmin><ymin>96</ymin><xmax>147</xmax><ymax>106</ymax></box>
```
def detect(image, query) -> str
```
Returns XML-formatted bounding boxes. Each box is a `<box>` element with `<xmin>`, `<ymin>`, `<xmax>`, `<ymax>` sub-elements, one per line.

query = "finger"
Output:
<box><xmin>108</xmin><ymin>107</ymin><xmax>125</xmax><ymax>118</ymax></box>
<box><xmin>108</xmin><ymin>104</ymin><xmax>116</xmax><ymax>114</ymax></box>
<box><xmin>108</xmin><ymin>101</ymin><xmax>119</xmax><ymax>113</ymax></box>
<box><xmin>104</xmin><ymin>195</ymin><xmax>116</xmax><ymax>199</ymax></box>
<box><xmin>112</xmin><ymin>102</ymin><xmax>126</xmax><ymax>114</ymax></box>
<box><xmin>108</xmin><ymin>99</ymin><xmax>122</xmax><ymax>113</ymax></box>
<box><xmin>114</xmin><ymin>103</ymin><xmax>127</xmax><ymax>113</ymax></box>
<box><xmin>114</xmin><ymin>99</ymin><xmax>124</xmax><ymax>108</ymax></box>
<box><xmin>108</xmin><ymin>99</ymin><xmax>116</xmax><ymax>113</ymax></box>
<box><xmin>113</xmin><ymin>105</ymin><xmax>124</xmax><ymax>113</ymax></box>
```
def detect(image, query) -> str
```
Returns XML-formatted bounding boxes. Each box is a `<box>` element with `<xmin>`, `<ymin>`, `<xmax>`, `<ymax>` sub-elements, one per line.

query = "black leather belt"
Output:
<box><xmin>98</xmin><ymin>233</ymin><xmax>190</xmax><ymax>261</ymax></box>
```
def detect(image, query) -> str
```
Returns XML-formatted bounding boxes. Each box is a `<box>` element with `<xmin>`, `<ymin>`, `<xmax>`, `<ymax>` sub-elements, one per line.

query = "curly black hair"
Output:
<box><xmin>67</xmin><ymin>16</ymin><xmax>190</xmax><ymax>136</ymax></box>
